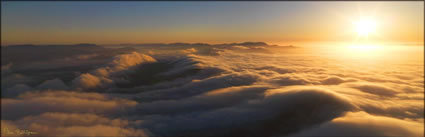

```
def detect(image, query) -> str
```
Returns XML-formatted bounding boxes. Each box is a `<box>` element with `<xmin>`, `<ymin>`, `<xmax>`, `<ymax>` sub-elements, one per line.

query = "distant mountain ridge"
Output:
<box><xmin>3</xmin><ymin>42</ymin><xmax>291</xmax><ymax>48</ymax></box>
<box><xmin>112</xmin><ymin>41</ymin><xmax>278</xmax><ymax>47</ymax></box>
<box><xmin>3</xmin><ymin>43</ymin><xmax>99</xmax><ymax>48</ymax></box>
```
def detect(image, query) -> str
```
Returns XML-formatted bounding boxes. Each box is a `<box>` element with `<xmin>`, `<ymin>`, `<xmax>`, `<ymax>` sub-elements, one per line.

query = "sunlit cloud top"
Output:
<box><xmin>1</xmin><ymin>2</ymin><xmax>423</xmax><ymax>45</ymax></box>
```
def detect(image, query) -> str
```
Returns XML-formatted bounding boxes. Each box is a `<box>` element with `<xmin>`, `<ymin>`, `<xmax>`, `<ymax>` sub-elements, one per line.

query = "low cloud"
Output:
<box><xmin>3</xmin><ymin>84</ymin><xmax>33</xmax><ymax>97</ymax></box>
<box><xmin>180</xmin><ymin>48</ymin><xmax>197</xmax><ymax>54</ymax></box>
<box><xmin>72</xmin><ymin>52</ymin><xmax>157</xmax><ymax>90</ymax></box>
<box><xmin>343</xmin><ymin>82</ymin><xmax>400</xmax><ymax>96</ymax></box>
<box><xmin>2</xmin><ymin>90</ymin><xmax>137</xmax><ymax>120</ymax></box>
<box><xmin>321</xmin><ymin>76</ymin><xmax>357</xmax><ymax>85</ymax></box>
<box><xmin>289</xmin><ymin>111</ymin><xmax>424</xmax><ymax>137</ymax></box>
<box><xmin>72</xmin><ymin>73</ymin><xmax>106</xmax><ymax>89</ymax></box>
<box><xmin>37</xmin><ymin>78</ymin><xmax>69</xmax><ymax>90</ymax></box>
<box><xmin>1</xmin><ymin>43</ymin><xmax>423</xmax><ymax>137</ymax></box>
<box><xmin>2</xmin><ymin>112</ymin><xmax>148</xmax><ymax>137</ymax></box>
<box><xmin>131</xmin><ymin>86</ymin><xmax>356</xmax><ymax>137</ymax></box>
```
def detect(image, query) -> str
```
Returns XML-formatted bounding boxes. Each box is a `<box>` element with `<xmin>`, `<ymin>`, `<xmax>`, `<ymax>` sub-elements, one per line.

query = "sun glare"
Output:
<box><xmin>354</xmin><ymin>18</ymin><xmax>377</xmax><ymax>37</ymax></box>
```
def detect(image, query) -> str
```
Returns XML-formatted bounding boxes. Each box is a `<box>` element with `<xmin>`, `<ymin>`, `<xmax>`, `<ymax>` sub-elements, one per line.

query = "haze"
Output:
<box><xmin>1</xmin><ymin>2</ymin><xmax>423</xmax><ymax>45</ymax></box>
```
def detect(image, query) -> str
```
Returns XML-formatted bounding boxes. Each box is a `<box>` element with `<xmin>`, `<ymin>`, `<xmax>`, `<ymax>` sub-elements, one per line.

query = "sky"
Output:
<box><xmin>1</xmin><ymin>1</ymin><xmax>424</xmax><ymax>45</ymax></box>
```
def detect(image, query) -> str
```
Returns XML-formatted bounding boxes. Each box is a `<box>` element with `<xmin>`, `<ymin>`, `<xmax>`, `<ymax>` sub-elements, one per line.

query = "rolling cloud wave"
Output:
<box><xmin>1</xmin><ymin>43</ymin><xmax>423</xmax><ymax>137</ymax></box>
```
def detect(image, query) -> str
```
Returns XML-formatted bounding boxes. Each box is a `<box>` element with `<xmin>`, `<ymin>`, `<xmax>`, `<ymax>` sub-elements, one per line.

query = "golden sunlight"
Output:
<box><xmin>347</xmin><ymin>43</ymin><xmax>380</xmax><ymax>51</ymax></box>
<box><xmin>325</xmin><ymin>43</ymin><xmax>387</xmax><ymax>60</ymax></box>
<box><xmin>344</xmin><ymin>43</ymin><xmax>384</xmax><ymax>58</ymax></box>
<box><xmin>353</xmin><ymin>18</ymin><xmax>377</xmax><ymax>37</ymax></box>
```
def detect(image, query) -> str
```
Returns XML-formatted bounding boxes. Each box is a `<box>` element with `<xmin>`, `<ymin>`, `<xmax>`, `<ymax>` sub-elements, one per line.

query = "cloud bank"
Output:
<box><xmin>1</xmin><ymin>43</ymin><xmax>423</xmax><ymax>137</ymax></box>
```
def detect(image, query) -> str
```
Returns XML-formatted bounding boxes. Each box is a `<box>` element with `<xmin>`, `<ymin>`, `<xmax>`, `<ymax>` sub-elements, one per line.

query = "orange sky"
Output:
<box><xmin>1</xmin><ymin>2</ymin><xmax>423</xmax><ymax>45</ymax></box>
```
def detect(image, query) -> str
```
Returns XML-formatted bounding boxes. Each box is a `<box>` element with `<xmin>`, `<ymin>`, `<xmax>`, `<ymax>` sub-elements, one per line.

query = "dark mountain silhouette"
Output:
<box><xmin>111</xmin><ymin>41</ymin><xmax>295</xmax><ymax>48</ymax></box>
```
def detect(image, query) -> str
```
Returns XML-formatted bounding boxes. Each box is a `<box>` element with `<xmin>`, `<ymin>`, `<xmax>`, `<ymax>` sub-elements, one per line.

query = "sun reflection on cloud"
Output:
<box><xmin>346</xmin><ymin>43</ymin><xmax>381</xmax><ymax>54</ymax></box>
<box><xmin>324</xmin><ymin>43</ymin><xmax>386</xmax><ymax>60</ymax></box>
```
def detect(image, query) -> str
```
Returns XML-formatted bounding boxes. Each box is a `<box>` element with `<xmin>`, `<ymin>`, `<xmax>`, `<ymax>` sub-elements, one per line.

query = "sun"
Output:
<box><xmin>354</xmin><ymin>18</ymin><xmax>377</xmax><ymax>37</ymax></box>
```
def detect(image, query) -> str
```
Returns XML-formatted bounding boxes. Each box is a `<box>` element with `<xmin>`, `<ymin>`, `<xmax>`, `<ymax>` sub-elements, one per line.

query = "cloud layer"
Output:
<box><xmin>1</xmin><ymin>43</ymin><xmax>423</xmax><ymax>137</ymax></box>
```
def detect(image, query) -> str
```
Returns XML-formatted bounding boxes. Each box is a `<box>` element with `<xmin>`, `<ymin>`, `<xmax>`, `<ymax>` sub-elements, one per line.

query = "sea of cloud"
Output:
<box><xmin>1</xmin><ymin>43</ymin><xmax>423</xmax><ymax>137</ymax></box>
